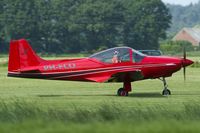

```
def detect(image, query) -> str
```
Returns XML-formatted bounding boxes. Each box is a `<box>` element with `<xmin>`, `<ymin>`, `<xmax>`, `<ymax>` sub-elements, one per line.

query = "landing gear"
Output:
<box><xmin>162</xmin><ymin>89</ymin><xmax>171</xmax><ymax>96</ymax></box>
<box><xmin>117</xmin><ymin>81</ymin><xmax>132</xmax><ymax>96</ymax></box>
<box><xmin>160</xmin><ymin>77</ymin><xmax>171</xmax><ymax>96</ymax></box>
<box><xmin>117</xmin><ymin>88</ymin><xmax>128</xmax><ymax>96</ymax></box>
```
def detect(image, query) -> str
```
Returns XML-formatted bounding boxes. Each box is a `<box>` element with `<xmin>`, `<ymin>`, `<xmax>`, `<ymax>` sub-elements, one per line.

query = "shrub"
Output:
<box><xmin>160</xmin><ymin>40</ymin><xmax>195</xmax><ymax>55</ymax></box>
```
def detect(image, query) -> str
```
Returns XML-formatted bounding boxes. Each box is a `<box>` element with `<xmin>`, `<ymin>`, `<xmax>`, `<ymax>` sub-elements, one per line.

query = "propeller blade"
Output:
<box><xmin>183</xmin><ymin>47</ymin><xmax>186</xmax><ymax>60</ymax></box>
<box><xmin>183</xmin><ymin>46</ymin><xmax>186</xmax><ymax>81</ymax></box>
<box><xmin>183</xmin><ymin>66</ymin><xmax>186</xmax><ymax>81</ymax></box>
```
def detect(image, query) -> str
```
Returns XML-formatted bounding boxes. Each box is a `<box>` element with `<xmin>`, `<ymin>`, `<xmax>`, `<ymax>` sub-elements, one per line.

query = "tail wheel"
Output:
<box><xmin>117</xmin><ymin>88</ymin><xmax>128</xmax><ymax>96</ymax></box>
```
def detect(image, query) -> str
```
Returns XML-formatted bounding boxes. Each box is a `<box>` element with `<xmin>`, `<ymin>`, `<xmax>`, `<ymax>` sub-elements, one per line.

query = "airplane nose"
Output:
<box><xmin>182</xmin><ymin>59</ymin><xmax>194</xmax><ymax>67</ymax></box>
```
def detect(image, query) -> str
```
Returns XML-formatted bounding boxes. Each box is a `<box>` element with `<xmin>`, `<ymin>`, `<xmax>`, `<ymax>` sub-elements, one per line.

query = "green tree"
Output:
<box><xmin>0</xmin><ymin>0</ymin><xmax>171</xmax><ymax>53</ymax></box>
<box><xmin>0</xmin><ymin>0</ymin><xmax>41</xmax><ymax>51</ymax></box>
<box><xmin>123</xmin><ymin>0</ymin><xmax>171</xmax><ymax>50</ymax></box>
<box><xmin>68</xmin><ymin>0</ymin><xmax>125</xmax><ymax>52</ymax></box>
<box><xmin>168</xmin><ymin>1</ymin><xmax>200</xmax><ymax>34</ymax></box>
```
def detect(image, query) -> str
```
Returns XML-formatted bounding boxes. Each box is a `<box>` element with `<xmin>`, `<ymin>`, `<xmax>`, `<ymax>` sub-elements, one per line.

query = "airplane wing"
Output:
<box><xmin>85</xmin><ymin>68</ymin><xmax>144</xmax><ymax>83</ymax></box>
<box><xmin>107</xmin><ymin>69</ymin><xmax>143</xmax><ymax>82</ymax></box>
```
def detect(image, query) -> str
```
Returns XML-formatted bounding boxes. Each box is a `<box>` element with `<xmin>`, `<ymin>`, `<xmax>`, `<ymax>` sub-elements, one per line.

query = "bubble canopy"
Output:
<box><xmin>89</xmin><ymin>47</ymin><xmax>146</xmax><ymax>63</ymax></box>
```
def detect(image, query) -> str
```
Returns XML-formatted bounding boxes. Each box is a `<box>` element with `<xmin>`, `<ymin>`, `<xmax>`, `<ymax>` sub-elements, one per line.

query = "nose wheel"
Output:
<box><xmin>162</xmin><ymin>88</ymin><xmax>171</xmax><ymax>96</ymax></box>
<box><xmin>160</xmin><ymin>77</ymin><xmax>171</xmax><ymax>96</ymax></box>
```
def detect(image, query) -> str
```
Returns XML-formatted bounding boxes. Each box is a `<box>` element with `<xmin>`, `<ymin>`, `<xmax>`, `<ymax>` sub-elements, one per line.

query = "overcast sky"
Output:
<box><xmin>162</xmin><ymin>0</ymin><xmax>199</xmax><ymax>6</ymax></box>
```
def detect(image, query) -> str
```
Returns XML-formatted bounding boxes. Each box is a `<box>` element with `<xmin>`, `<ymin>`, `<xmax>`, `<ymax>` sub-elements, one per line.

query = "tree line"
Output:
<box><xmin>0</xmin><ymin>0</ymin><xmax>171</xmax><ymax>54</ymax></box>
<box><xmin>167</xmin><ymin>1</ymin><xmax>200</xmax><ymax>36</ymax></box>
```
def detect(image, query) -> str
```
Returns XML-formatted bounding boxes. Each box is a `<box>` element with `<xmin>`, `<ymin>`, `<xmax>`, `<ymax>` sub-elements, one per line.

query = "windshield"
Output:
<box><xmin>89</xmin><ymin>47</ymin><xmax>131</xmax><ymax>63</ymax></box>
<box><xmin>132</xmin><ymin>49</ymin><xmax>146</xmax><ymax>63</ymax></box>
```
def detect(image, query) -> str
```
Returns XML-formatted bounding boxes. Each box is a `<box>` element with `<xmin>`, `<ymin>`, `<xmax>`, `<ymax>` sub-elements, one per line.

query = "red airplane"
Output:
<box><xmin>8</xmin><ymin>39</ymin><xmax>193</xmax><ymax>96</ymax></box>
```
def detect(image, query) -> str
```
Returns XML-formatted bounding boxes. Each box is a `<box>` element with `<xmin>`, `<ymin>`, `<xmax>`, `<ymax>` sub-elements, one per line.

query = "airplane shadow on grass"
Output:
<box><xmin>128</xmin><ymin>92</ymin><xmax>164</xmax><ymax>98</ymax></box>
<box><xmin>37</xmin><ymin>94</ymin><xmax>66</xmax><ymax>97</ymax></box>
<box><xmin>37</xmin><ymin>94</ymin><xmax>114</xmax><ymax>97</ymax></box>
<box><xmin>36</xmin><ymin>92</ymin><xmax>164</xmax><ymax>98</ymax></box>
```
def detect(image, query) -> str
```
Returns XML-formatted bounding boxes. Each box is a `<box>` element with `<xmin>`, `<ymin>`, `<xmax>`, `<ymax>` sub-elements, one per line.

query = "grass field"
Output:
<box><xmin>0</xmin><ymin>56</ymin><xmax>200</xmax><ymax>133</ymax></box>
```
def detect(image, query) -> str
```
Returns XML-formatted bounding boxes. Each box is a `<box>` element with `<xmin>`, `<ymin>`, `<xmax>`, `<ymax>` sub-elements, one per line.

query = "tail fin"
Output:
<box><xmin>8</xmin><ymin>39</ymin><xmax>44</xmax><ymax>72</ymax></box>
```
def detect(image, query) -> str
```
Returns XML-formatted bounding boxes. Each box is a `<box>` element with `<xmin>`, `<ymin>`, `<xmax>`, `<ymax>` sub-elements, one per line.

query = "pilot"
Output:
<box><xmin>112</xmin><ymin>51</ymin><xmax>120</xmax><ymax>63</ymax></box>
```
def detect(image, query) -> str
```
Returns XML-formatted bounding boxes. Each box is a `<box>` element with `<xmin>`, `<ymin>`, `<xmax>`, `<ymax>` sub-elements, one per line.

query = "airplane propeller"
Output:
<box><xmin>181</xmin><ymin>47</ymin><xmax>194</xmax><ymax>81</ymax></box>
<box><xmin>183</xmin><ymin>47</ymin><xmax>186</xmax><ymax>81</ymax></box>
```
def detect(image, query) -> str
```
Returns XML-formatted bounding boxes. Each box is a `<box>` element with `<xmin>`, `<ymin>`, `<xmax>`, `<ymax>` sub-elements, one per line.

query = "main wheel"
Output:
<box><xmin>162</xmin><ymin>89</ymin><xmax>171</xmax><ymax>96</ymax></box>
<box><xmin>117</xmin><ymin>88</ymin><xmax>128</xmax><ymax>96</ymax></box>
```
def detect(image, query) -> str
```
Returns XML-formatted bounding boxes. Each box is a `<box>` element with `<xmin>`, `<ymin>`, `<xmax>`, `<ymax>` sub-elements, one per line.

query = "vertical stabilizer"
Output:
<box><xmin>8</xmin><ymin>39</ymin><xmax>43</xmax><ymax>72</ymax></box>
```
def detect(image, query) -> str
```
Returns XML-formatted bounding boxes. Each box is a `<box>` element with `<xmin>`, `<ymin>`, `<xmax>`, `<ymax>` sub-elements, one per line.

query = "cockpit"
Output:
<box><xmin>89</xmin><ymin>47</ymin><xmax>145</xmax><ymax>64</ymax></box>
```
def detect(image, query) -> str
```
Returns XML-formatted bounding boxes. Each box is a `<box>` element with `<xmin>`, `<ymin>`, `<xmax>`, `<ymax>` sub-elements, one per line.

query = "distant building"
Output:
<box><xmin>173</xmin><ymin>28</ymin><xmax>200</xmax><ymax>46</ymax></box>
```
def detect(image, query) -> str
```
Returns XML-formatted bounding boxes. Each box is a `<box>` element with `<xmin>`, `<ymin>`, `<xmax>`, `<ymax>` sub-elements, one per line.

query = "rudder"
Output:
<box><xmin>8</xmin><ymin>39</ymin><xmax>43</xmax><ymax>72</ymax></box>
